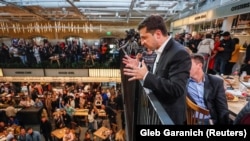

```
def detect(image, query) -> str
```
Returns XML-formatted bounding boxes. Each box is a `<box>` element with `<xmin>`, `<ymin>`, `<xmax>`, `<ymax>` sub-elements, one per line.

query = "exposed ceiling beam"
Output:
<box><xmin>66</xmin><ymin>0</ymin><xmax>85</xmax><ymax>20</ymax></box>
<box><xmin>0</xmin><ymin>0</ymin><xmax>48</xmax><ymax>21</ymax></box>
<box><xmin>126</xmin><ymin>0</ymin><xmax>137</xmax><ymax>23</ymax></box>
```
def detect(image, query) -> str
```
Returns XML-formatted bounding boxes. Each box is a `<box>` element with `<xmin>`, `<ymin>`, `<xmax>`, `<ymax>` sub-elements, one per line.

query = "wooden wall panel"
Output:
<box><xmin>0</xmin><ymin>21</ymin><xmax>138</xmax><ymax>39</ymax></box>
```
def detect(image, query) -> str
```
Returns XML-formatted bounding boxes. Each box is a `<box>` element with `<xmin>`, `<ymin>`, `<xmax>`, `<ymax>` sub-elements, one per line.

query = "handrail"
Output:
<box><xmin>135</xmin><ymin>82</ymin><xmax>174</xmax><ymax>125</ymax></box>
<box><xmin>146</xmin><ymin>91</ymin><xmax>174</xmax><ymax>125</ymax></box>
<box><xmin>121</xmin><ymin>74</ymin><xmax>174</xmax><ymax>141</ymax></box>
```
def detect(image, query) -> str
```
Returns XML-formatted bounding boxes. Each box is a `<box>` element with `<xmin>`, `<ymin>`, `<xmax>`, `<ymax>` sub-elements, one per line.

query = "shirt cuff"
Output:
<box><xmin>138</xmin><ymin>62</ymin><xmax>142</xmax><ymax>68</ymax></box>
<box><xmin>143</xmin><ymin>71</ymin><xmax>149</xmax><ymax>81</ymax></box>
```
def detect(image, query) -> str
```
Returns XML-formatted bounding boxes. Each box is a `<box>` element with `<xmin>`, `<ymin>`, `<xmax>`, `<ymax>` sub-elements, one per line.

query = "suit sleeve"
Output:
<box><xmin>214</xmin><ymin>78</ymin><xmax>230</xmax><ymax>124</ymax></box>
<box><xmin>143</xmin><ymin>48</ymin><xmax>191</xmax><ymax>98</ymax></box>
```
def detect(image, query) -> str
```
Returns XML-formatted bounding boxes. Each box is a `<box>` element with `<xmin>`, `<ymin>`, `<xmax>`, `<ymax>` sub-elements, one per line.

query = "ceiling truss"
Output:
<box><xmin>0</xmin><ymin>0</ymin><xmax>201</xmax><ymax>23</ymax></box>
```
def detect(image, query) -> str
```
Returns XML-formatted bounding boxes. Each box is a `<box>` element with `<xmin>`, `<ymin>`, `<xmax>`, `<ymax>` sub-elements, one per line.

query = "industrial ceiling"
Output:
<box><xmin>0</xmin><ymin>0</ymin><xmax>199</xmax><ymax>23</ymax></box>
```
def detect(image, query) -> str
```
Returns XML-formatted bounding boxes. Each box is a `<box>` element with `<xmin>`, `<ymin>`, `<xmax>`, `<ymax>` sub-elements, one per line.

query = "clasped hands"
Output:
<box><xmin>122</xmin><ymin>55</ymin><xmax>149</xmax><ymax>81</ymax></box>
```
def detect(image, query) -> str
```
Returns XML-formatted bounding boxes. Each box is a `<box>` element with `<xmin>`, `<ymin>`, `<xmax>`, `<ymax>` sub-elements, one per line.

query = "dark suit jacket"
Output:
<box><xmin>188</xmin><ymin>74</ymin><xmax>230</xmax><ymax>124</ymax></box>
<box><xmin>143</xmin><ymin>38</ymin><xmax>191</xmax><ymax>124</ymax></box>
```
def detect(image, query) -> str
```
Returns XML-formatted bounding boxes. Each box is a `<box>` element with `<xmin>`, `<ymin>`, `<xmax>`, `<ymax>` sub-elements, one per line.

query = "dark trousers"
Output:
<box><xmin>43</xmin><ymin>133</ymin><xmax>53</xmax><ymax>141</ymax></box>
<box><xmin>240</xmin><ymin>64</ymin><xmax>250</xmax><ymax>75</ymax></box>
<box><xmin>225</xmin><ymin>62</ymin><xmax>236</xmax><ymax>75</ymax></box>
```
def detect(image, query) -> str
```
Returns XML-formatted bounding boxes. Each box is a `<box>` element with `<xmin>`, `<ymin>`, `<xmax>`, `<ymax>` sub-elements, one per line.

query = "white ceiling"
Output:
<box><xmin>0</xmin><ymin>0</ymin><xmax>199</xmax><ymax>23</ymax></box>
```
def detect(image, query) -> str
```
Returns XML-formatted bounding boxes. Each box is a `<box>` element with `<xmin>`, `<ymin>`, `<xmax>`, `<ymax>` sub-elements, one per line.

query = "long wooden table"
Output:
<box><xmin>73</xmin><ymin>109</ymin><xmax>89</xmax><ymax>116</ymax></box>
<box><xmin>223</xmin><ymin>75</ymin><xmax>250</xmax><ymax>120</ymax></box>
<box><xmin>228</xmin><ymin>100</ymin><xmax>248</xmax><ymax>120</ymax></box>
<box><xmin>97</xmin><ymin>109</ymin><xmax>107</xmax><ymax>117</ymax></box>
<box><xmin>51</xmin><ymin>127</ymin><xmax>67</xmax><ymax>140</ymax></box>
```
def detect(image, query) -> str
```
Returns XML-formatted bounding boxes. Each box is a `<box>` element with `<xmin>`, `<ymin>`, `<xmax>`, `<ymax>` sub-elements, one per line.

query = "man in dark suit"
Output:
<box><xmin>122</xmin><ymin>14</ymin><xmax>191</xmax><ymax>124</ymax></box>
<box><xmin>40</xmin><ymin>116</ymin><xmax>53</xmax><ymax>141</ymax></box>
<box><xmin>187</xmin><ymin>53</ymin><xmax>230</xmax><ymax>124</ymax></box>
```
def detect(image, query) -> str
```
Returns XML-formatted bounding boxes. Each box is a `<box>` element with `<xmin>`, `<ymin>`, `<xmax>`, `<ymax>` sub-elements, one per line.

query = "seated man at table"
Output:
<box><xmin>187</xmin><ymin>53</ymin><xmax>230</xmax><ymax>124</ymax></box>
<box><xmin>26</xmin><ymin>127</ymin><xmax>42</xmax><ymax>141</ymax></box>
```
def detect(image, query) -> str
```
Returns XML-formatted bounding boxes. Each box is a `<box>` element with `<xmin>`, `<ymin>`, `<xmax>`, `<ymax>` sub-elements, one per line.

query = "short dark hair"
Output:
<box><xmin>214</xmin><ymin>34</ymin><xmax>220</xmax><ymax>39</ymax></box>
<box><xmin>233</xmin><ymin>38</ymin><xmax>239</xmax><ymax>44</ymax></box>
<box><xmin>190</xmin><ymin>53</ymin><xmax>205</xmax><ymax>66</ymax></box>
<box><xmin>137</xmin><ymin>14</ymin><xmax>168</xmax><ymax>36</ymax></box>
<box><xmin>26</xmin><ymin>127</ymin><xmax>32</xmax><ymax>131</ymax></box>
<box><xmin>205</xmin><ymin>33</ymin><xmax>212</xmax><ymax>38</ymax></box>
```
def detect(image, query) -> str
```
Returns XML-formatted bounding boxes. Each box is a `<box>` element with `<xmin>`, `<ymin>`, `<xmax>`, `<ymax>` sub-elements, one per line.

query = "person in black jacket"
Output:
<box><xmin>122</xmin><ymin>14</ymin><xmax>191</xmax><ymax>124</ymax></box>
<box><xmin>100</xmin><ymin>104</ymin><xmax>117</xmax><ymax>127</ymax></box>
<box><xmin>214</xmin><ymin>31</ymin><xmax>235</xmax><ymax>75</ymax></box>
<box><xmin>40</xmin><ymin>116</ymin><xmax>53</xmax><ymax>141</ymax></box>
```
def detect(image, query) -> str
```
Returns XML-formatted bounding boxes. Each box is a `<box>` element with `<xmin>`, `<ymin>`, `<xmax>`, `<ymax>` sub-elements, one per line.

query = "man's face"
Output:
<box><xmin>185</xmin><ymin>34</ymin><xmax>191</xmax><ymax>39</ymax></box>
<box><xmin>28</xmin><ymin>129</ymin><xmax>33</xmax><ymax>134</ymax></box>
<box><xmin>223</xmin><ymin>35</ymin><xmax>230</xmax><ymax>40</ymax></box>
<box><xmin>41</xmin><ymin>117</ymin><xmax>46</xmax><ymax>122</ymax></box>
<box><xmin>190</xmin><ymin>59</ymin><xmax>202</xmax><ymax>77</ymax></box>
<box><xmin>139</xmin><ymin>27</ymin><xmax>158</xmax><ymax>50</ymax></box>
<box><xmin>21</xmin><ymin>129</ymin><xmax>26</xmax><ymax>135</ymax></box>
<box><xmin>214</xmin><ymin>36</ymin><xmax>220</xmax><ymax>41</ymax></box>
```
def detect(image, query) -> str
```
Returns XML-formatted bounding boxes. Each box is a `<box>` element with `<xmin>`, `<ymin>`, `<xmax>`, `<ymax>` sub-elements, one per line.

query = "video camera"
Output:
<box><xmin>124</xmin><ymin>29</ymin><xmax>140</xmax><ymax>42</ymax></box>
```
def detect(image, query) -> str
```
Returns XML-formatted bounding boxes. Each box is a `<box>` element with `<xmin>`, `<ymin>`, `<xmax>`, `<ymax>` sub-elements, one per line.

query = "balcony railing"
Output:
<box><xmin>137</xmin><ymin>89</ymin><xmax>174</xmax><ymax>125</ymax></box>
<box><xmin>120</xmin><ymin>65</ymin><xmax>174</xmax><ymax>141</ymax></box>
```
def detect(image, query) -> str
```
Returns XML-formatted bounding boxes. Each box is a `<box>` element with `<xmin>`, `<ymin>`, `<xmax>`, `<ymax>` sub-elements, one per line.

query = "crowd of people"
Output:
<box><xmin>0</xmin><ymin>40</ymin><xmax>119</xmax><ymax>68</ymax></box>
<box><xmin>174</xmin><ymin>30</ymin><xmax>249</xmax><ymax>75</ymax></box>
<box><xmin>0</xmin><ymin>81</ymin><xmax>125</xmax><ymax>140</ymax></box>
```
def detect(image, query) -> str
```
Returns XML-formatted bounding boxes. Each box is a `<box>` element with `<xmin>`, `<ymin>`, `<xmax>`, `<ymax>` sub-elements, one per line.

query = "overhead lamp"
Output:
<box><xmin>115</xmin><ymin>12</ymin><xmax>119</xmax><ymax>17</ymax></box>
